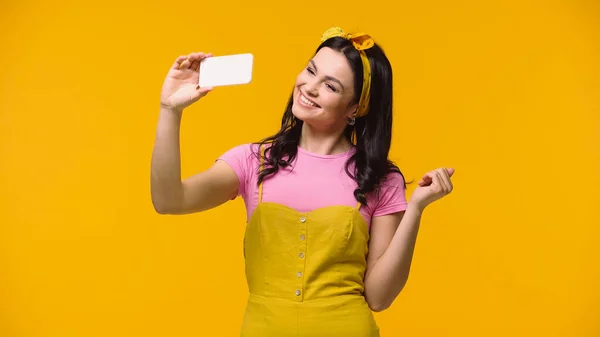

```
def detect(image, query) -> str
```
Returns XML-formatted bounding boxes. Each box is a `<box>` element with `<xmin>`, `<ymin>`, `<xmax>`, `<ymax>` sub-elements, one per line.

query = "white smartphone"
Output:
<box><xmin>198</xmin><ymin>53</ymin><xmax>254</xmax><ymax>88</ymax></box>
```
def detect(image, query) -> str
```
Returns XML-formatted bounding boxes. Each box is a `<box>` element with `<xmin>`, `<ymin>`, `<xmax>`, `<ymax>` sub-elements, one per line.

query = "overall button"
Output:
<box><xmin>297</xmin><ymin>271</ymin><xmax>303</xmax><ymax>278</ymax></box>
<box><xmin>300</xmin><ymin>234</ymin><xmax>305</xmax><ymax>241</ymax></box>
<box><xmin>299</xmin><ymin>252</ymin><xmax>305</xmax><ymax>258</ymax></box>
<box><xmin>300</xmin><ymin>216</ymin><xmax>306</xmax><ymax>223</ymax></box>
<box><xmin>295</xmin><ymin>290</ymin><xmax>301</xmax><ymax>296</ymax></box>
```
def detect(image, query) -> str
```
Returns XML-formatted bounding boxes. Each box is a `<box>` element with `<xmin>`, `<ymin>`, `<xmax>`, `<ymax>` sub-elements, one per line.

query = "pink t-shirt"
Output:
<box><xmin>218</xmin><ymin>143</ymin><xmax>408</xmax><ymax>226</ymax></box>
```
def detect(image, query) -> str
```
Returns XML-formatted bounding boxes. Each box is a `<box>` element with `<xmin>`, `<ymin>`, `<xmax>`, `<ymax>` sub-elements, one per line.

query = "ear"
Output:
<box><xmin>345</xmin><ymin>103</ymin><xmax>358</xmax><ymax>119</ymax></box>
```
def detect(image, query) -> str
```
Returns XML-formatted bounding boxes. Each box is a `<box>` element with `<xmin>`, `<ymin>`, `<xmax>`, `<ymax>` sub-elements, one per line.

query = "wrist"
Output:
<box><xmin>407</xmin><ymin>200</ymin><xmax>426</xmax><ymax>214</ymax></box>
<box><xmin>159</xmin><ymin>105</ymin><xmax>183</xmax><ymax>118</ymax></box>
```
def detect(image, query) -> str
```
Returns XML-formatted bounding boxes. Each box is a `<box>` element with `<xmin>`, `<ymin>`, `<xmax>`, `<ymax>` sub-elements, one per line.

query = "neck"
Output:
<box><xmin>298</xmin><ymin>122</ymin><xmax>352</xmax><ymax>155</ymax></box>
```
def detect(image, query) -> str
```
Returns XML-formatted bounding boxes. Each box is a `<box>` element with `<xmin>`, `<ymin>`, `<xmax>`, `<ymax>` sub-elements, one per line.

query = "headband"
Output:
<box><xmin>320</xmin><ymin>27</ymin><xmax>375</xmax><ymax>118</ymax></box>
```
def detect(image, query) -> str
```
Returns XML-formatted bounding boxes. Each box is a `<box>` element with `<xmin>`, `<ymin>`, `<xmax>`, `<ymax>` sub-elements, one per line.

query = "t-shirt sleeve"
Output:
<box><xmin>217</xmin><ymin>143</ymin><xmax>256</xmax><ymax>199</ymax></box>
<box><xmin>371</xmin><ymin>172</ymin><xmax>409</xmax><ymax>217</ymax></box>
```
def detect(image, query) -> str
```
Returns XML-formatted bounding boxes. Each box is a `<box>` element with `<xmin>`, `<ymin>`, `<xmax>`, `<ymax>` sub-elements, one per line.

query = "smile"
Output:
<box><xmin>298</xmin><ymin>92</ymin><xmax>320</xmax><ymax>108</ymax></box>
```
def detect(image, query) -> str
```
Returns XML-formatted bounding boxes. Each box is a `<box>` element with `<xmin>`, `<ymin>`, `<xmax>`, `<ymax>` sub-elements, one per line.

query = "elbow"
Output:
<box><xmin>153</xmin><ymin>202</ymin><xmax>172</xmax><ymax>215</ymax></box>
<box><xmin>154</xmin><ymin>206</ymin><xmax>171</xmax><ymax>215</ymax></box>
<box><xmin>151</xmin><ymin>185</ymin><xmax>188</xmax><ymax>215</ymax></box>
<box><xmin>151</xmin><ymin>197</ymin><xmax>179</xmax><ymax>215</ymax></box>
<box><xmin>365</xmin><ymin>291</ymin><xmax>394</xmax><ymax>312</ymax></box>
<box><xmin>365</xmin><ymin>282</ymin><xmax>404</xmax><ymax>312</ymax></box>
<box><xmin>367</xmin><ymin>300</ymin><xmax>391</xmax><ymax>313</ymax></box>
<box><xmin>365</xmin><ymin>283</ymin><xmax>406</xmax><ymax>312</ymax></box>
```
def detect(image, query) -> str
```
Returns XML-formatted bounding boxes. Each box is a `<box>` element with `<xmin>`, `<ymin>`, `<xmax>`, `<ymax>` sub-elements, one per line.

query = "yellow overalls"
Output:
<box><xmin>240</xmin><ymin>150</ymin><xmax>380</xmax><ymax>337</ymax></box>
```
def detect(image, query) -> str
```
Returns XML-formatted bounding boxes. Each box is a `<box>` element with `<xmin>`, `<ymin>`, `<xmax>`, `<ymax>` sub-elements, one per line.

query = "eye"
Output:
<box><xmin>326</xmin><ymin>83</ymin><xmax>338</xmax><ymax>92</ymax></box>
<box><xmin>306</xmin><ymin>67</ymin><xmax>315</xmax><ymax>75</ymax></box>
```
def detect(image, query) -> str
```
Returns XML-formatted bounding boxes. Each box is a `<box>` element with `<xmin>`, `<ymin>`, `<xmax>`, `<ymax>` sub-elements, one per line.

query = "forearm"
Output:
<box><xmin>150</xmin><ymin>107</ymin><xmax>184</xmax><ymax>213</ymax></box>
<box><xmin>364</xmin><ymin>202</ymin><xmax>423</xmax><ymax>311</ymax></box>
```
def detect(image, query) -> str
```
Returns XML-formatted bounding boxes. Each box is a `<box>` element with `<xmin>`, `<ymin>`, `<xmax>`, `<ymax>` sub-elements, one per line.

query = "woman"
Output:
<box><xmin>151</xmin><ymin>27</ymin><xmax>454</xmax><ymax>337</ymax></box>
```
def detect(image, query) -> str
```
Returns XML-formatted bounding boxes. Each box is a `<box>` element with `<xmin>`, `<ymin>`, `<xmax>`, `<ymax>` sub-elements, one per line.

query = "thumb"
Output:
<box><xmin>193</xmin><ymin>85</ymin><xmax>213</xmax><ymax>99</ymax></box>
<box><xmin>445</xmin><ymin>167</ymin><xmax>455</xmax><ymax>176</ymax></box>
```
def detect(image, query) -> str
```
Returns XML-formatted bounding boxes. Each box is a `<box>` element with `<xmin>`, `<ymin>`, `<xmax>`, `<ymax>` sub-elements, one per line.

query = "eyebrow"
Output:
<box><xmin>309</xmin><ymin>60</ymin><xmax>345</xmax><ymax>91</ymax></box>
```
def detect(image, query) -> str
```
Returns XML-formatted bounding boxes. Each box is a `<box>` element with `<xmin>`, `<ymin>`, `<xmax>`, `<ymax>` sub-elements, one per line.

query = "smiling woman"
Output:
<box><xmin>151</xmin><ymin>26</ymin><xmax>455</xmax><ymax>337</ymax></box>
<box><xmin>254</xmin><ymin>29</ymin><xmax>402</xmax><ymax>208</ymax></box>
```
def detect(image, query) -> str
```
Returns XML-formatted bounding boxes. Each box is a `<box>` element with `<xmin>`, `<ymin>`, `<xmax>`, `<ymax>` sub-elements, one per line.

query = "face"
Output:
<box><xmin>291</xmin><ymin>47</ymin><xmax>358</xmax><ymax>129</ymax></box>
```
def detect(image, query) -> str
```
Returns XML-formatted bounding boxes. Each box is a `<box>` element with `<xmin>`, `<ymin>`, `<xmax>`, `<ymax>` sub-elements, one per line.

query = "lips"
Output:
<box><xmin>298</xmin><ymin>92</ymin><xmax>321</xmax><ymax>108</ymax></box>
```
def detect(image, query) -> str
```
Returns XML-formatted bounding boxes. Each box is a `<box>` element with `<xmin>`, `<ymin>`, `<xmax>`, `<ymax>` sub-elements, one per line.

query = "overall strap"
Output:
<box><xmin>257</xmin><ymin>145</ymin><xmax>265</xmax><ymax>203</ymax></box>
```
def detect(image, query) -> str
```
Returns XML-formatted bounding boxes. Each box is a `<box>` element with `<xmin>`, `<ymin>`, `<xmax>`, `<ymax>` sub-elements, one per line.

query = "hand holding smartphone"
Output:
<box><xmin>199</xmin><ymin>53</ymin><xmax>254</xmax><ymax>88</ymax></box>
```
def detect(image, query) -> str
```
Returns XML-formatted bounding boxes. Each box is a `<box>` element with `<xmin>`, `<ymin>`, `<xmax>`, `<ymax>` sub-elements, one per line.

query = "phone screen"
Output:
<box><xmin>199</xmin><ymin>53</ymin><xmax>254</xmax><ymax>88</ymax></box>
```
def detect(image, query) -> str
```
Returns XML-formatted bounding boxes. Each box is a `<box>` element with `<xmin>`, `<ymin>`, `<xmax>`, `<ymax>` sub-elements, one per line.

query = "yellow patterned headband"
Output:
<box><xmin>320</xmin><ymin>27</ymin><xmax>375</xmax><ymax>118</ymax></box>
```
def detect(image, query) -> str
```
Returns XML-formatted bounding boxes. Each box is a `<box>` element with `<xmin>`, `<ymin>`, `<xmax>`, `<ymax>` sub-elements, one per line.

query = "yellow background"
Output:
<box><xmin>1</xmin><ymin>0</ymin><xmax>599</xmax><ymax>336</ymax></box>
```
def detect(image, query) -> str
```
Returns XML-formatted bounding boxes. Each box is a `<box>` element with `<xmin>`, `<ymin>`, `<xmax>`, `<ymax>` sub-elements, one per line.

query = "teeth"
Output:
<box><xmin>300</xmin><ymin>94</ymin><xmax>317</xmax><ymax>107</ymax></box>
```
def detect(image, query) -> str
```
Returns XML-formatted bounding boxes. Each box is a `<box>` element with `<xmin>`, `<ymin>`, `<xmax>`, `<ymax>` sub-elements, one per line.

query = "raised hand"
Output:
<box><xmin>410</xmin><ymin>168</ymin><xmax>455</xmax><ymax>211</ymax></box>
<box><xmin>160</xmin><ymin>52</ymin><xmax>213</xmax><ymax>111</ymax></box>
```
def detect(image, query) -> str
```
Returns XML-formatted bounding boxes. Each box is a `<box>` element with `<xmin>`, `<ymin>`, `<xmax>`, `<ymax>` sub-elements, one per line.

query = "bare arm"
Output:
<box><xmin>150</xmin><ymin>108</ymin><xmax>238</xmax><ymax>215</ymax></box>
<box><xmin>150</xmin><ymin>52</ymin><xmax>238</xmax><ymax>215</ymax></box>
<box><xmin>364</xmin><ymin>167</ymin><xmax>455</xmax><ymax>311</ymax></box>
<box><xmin>363</xmin><ymin>207</ymin><xmax>419</xmax><ymax>312</ymax></box>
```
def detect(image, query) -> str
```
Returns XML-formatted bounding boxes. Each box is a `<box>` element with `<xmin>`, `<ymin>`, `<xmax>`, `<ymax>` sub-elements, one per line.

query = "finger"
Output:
<box><xmin>190</xmin><ymin>86</ymin><xmax>213</xmax><ymax>102</ymax></box>
<box><xmin>188</xmin><ymin>52</ymin><xmax>212</xmax><ymax>62</ymax></box>
<box><xmin>188</xmin><ymin>52</ymin><xmax>205</xmax><ymax>62</ymax></box>
<box><xmin>419</xmin><ymin>173</ymin><xmax>433</xmax><ymax>187</ymax></box>
<box><xmin>191</xmin><ymin>59</ymin><xmax>201</xmax><ymax>72</ymax></box>
<box><xmin>196</xmin><ymin>85</ymin><xmax>213</xmax><ymax>91</ymax></box>
<box><xmin>180</xmin><ymin>52</ymin><xmax>202</xmax><ymax>69</ymax></box>
<box><xmin>444</xmin><ymin>168</ymin><xmax>454</xmax><ymax>191</ymax></box>
<box><xmin>195</xmin><ymin>52</ymin><xmax>213</xmax><ymax>71</ymax></box>
<box><xmin>438</xmin><ymin>168</ymin><xmax>452</xmax><ymax>192</ymax></box>
<box><xmin>180</xmin><ymin>57</ymin><xmax>193</xmax><ymax>69</ymax></box>
<box><xmin>171</xmin><ymin>55</ymin><xmax>187</xmax><ymax>70</ymax></box>
<box><xmin>190</xmin><ymin>52</ymin><xmax>210</xmax><ymax>72</ymax></box>
<box><xmin>436</xmin><ymin>168</ymin><xmax>447</xmax><ymax>189</ymax></box>
<box><xmin>432</xmin><ymin>171</ymin><xmax>445</xmax><ymax>193</ymax></box>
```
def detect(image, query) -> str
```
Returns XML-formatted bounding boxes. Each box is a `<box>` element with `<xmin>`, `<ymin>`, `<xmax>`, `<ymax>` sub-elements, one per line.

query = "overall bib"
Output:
<box><xmin>240</xmin><ymin>150</ymin><xmax>380</xmax><ymax>337</ymax></box>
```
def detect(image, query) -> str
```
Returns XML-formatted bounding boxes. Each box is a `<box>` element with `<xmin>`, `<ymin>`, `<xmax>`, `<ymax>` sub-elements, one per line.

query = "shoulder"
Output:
<box><xmin>220</xmin><ymin>142</ymin><xmax>258</xmax><ymax>158</ymax></box>
<box><xmin>217</xmin><ymin>143</ymin><xmax>263</xmax><ymax>178</ymax></box>
<box><xmin>379</xmin><ymin>170</ymin><xmax>407</xmax><ymax>190</ymax></box>
<box><xmin>219</xmin><ymin>142</ymin><xmax>266</xmax><ymax>164</ymax></box>
<box><xmin>218</xmin><ymin>141</ymin><xmax>276</xmax><ymax>169</ymax></box>
<box><xmin>217</xmin><ymin>143</ymin><xmax>266</xmax><ymax>199</ymax></box>
<box><xmin>375</xmin><ymin>170</ymin><xmax>408</xmax><ymax>201</ymax></box>
<box><xmin>366</xmin><ymin>170</ymin><xmax>408</xmax><ymax>218</ymax></box>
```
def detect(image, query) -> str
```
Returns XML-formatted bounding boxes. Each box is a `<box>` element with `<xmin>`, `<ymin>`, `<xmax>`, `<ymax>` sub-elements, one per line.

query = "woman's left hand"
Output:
<box><xmin>410</xmin><ymin>168</ymin><xmax>455</xmax><ymax>211</ymax></box>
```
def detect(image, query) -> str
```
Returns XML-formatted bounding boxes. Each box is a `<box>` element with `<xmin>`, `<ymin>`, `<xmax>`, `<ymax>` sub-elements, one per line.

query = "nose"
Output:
<box><xmin>304</xmin><ymin>80</ymin><xmax>319</xmax><ymax>97</ymax></box>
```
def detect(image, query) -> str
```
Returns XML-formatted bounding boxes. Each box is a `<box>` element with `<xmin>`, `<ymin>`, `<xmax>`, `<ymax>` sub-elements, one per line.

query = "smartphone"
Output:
<box><xmin>198</xmin><ymin>53</ymin><xmax>254</xmax><ymax>88</ymax></box>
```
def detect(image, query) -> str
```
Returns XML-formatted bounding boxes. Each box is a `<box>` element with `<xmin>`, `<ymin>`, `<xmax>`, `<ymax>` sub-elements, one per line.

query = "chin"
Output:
<box><xmin>291</xmin><ymin>109</ymin><xmax>308</xmax><ymax>124</ymax></box>
<box><xmin>291</xmin><ymin>104</ymin><xmax>320</xmax><ymax>124</ymax></box>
